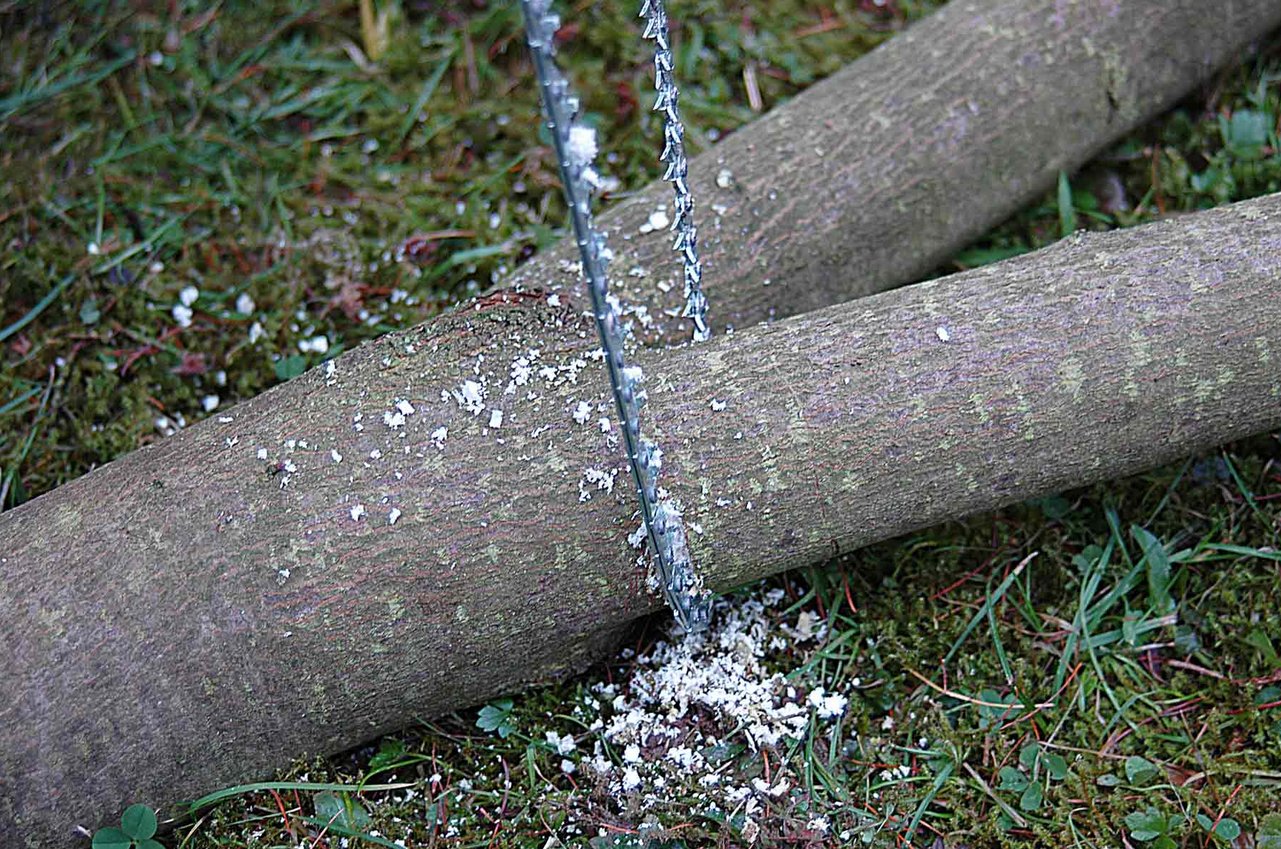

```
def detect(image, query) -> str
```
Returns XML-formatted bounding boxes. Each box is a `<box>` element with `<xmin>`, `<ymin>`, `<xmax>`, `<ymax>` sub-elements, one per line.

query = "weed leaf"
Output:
<box><xmin>1245</xmin><ymin>629</ymin><xmax>1280</xmax><ymax>664</ymax></box>
<box><xmin>274</xmin><ymin>355</ymin><xmax>307</xmax><ymax>381</ymax></box>
<box><xmin>1131</xmin><ymin>526</ymin><xmax>1174</xmax><ymax>613</ymax></box>
<box><xmin>1125</xmin><ymin>807</ymin><xmax>1175</xmax><ymax>841</ymax></box>
<box><xmin>120</xmin><ymin>804</ymin><xmax>157</xmax><ymax>840</ymax></box>
<box><xmin>314</xmin><ymin>791</ymin><xmax>371</xmax><ymax>830</ymax></box>
<box><xmin>997</xmin><ymin>766</ymin><xmax>1027</xmax><ymax>791</ymax></box>
<box><xmin>1259</xmin><ymin>813</ymin><xmax>1281</xmax><ymax>848</ymax></box>
<box><xmin>476</xmin><ymin>698</ymin><xmax>515</xmax><ymax>737</ymax></box>
<box><xmin>1018</xmin><ymin>781</ymin><xmax>1043</xmax><ymax>812</ymax></box>
<box><xmin>368</xmin><ymin>738</ymin><xmax>407</xmax><ymax>772</ymax></box>
<box><xmin>1197</xmin><ymin>813</ymin><xmax>1241</xmax><ymax>841</ymax></box>
<box><xmin>1223</xmin><ymin>109</ymin><xmax>1270</xmax><ymax>155</ymax></box>
<box><xmin>91</xmin><ymin>827</ymin><xmax>132</xmax><ymax>849</ymax></box>
<box><xmin>1125</xmin><ymin>755</ymin><xmax>1159</xmax><ymax>786</ymax></box>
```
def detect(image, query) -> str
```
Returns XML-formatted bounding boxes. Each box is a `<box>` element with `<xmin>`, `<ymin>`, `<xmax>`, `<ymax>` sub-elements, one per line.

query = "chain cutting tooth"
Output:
<box><xmin>636</xmin><ymin>0</ymin><xmax>708</xmax><ymax>343</ymax></box>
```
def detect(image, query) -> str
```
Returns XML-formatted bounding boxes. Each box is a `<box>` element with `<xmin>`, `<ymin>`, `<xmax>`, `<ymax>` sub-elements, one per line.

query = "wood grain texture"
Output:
<box><xmin>3</xmin><ymin>0</ymin><xmax>1281</xmax><ymax>844</ymax></box>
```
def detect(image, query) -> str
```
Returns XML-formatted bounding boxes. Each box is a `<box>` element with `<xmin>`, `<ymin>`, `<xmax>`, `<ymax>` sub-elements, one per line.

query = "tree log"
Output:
<box><xmin>6</xmin><ymin>191</ymin><xmax>1281</xmax><ymax>842</ymax></box>
<box><xmin>4</xmin><ymin>0</ymin><xmax>1281</xmax><ymax>844</ymax></box>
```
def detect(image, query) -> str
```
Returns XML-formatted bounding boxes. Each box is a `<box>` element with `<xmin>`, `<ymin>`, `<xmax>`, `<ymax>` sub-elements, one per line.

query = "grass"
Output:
<box><xmin>3</xmin><ymin>1</ymin><xmax>1281</xmax><ymax>847</ymax></box>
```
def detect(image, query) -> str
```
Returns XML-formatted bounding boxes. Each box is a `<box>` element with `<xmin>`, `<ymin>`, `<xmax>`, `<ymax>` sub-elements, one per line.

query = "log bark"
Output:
<box><xmin>3</xmin><ymin>0</ymin><xmax>1281</xmax><ymax>844</ymax></box>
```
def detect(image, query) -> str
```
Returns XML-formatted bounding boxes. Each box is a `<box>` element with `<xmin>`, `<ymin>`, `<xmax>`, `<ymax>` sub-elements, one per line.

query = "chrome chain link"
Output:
<box><xmin>519</xmin><ymin>0</ymin><xmax>711</xmax><ymax>631</ymax></box>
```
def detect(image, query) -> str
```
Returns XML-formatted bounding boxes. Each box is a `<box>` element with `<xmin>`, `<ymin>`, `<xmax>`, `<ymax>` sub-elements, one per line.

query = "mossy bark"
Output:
<box><xmin>2</xmin><ymin>0</ymin><xmax>1281</xmax><ymax>845</ymax></box>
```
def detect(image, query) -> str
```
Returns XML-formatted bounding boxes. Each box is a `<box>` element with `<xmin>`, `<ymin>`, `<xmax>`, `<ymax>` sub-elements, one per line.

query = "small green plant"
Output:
<box><xmin>91</xmin><ymin>804</ymin><xmax>164</xmax><ymax>849</ymax></box>
<box><xmin>1124</xmin><ymin>755</ymin><xmax>1161</xmax><ymax>787</ymax></box>
<box><xmin>1095</xmin><ymin>755</ymin><xmax>1161</xmax><ymax>790</ymax></box>
<box><xmin>1195</xmin><ymin>813</ymin><xmax>1242</xmax><ymax>844</ymax></box>
<box><xmin>314</xmin><ymin>791</ymin><xmax>372</xmax><ymax>830</ymax></box>
<box><xmin>1124</xmin><ymin>807</ymin><xmax>1182</xmax><ymax>848</ymax></box>
<box><xmin>1259</xmin><ymin>813</ymin><xmax>1281</xmax><ymax>849</ymax></box>
<box><xmin>475</xmin><ymin>698</ymin><xmax>516</xmax><ymax>738</ymax></box>
<box><xmin>975</xmin><ymin>688</ymin><xmax>1019</xmax><ymax>730</ymax></box>
<box><xmin>996</xmin><ymin>742</ymin><xmax>1069</xmax><ymax>813</ymax></box>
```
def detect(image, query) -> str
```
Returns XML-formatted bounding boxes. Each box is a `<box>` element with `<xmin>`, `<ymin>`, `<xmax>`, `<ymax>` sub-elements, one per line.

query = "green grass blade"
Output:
<box><xmin>395</xmin><ymin>47</ymin><xmax>456</xmax><ymax>149</ymax></box>
<box><xmin>0</xmin><ymin>274</ymin><xmax>75</xmax><ymax>344</ymax></box>
<box><xmin>1057</xmin><ymin>170</ymin><xmax>1077</xmax><ymax>236</ymax></box>
<box><xmin>0</xmin><ymin>51</ymin><xmax>137</xmax><ymax>120</ymax></box>
<box><xmin>186</xmin><ymin>780</ymin><xmax>413</xmax><ymax>814</ymax></box>
<box><xmin>904</xmin><ymin>759</ymin><xmax>953</xmax><ymax>843</ymax></box>
<box><xmin>0</xmin><ymin>385</ymin><xmax>43</xmax><ymax>417</ymax></box>
<box><xmin>943</xmin><ymin>554</ymin><xmax>1033</xmax><ymax>664</ymax></box>
<box><xmin>292</xmin><ymin>815</ymin><xmax>407</xmax><ymax>848</ymax></box>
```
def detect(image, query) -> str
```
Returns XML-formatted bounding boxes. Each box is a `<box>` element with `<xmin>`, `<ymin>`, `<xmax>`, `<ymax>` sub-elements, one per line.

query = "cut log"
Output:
<box><xmin>6</xmin><ymin>192</ymin><xmax>1281</xmax><ymax>843</ymax></box>
<box><xmin>3</xmin><ymin>0</ymin><xmax>1281</xmax><ymax>844</ymax></box>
